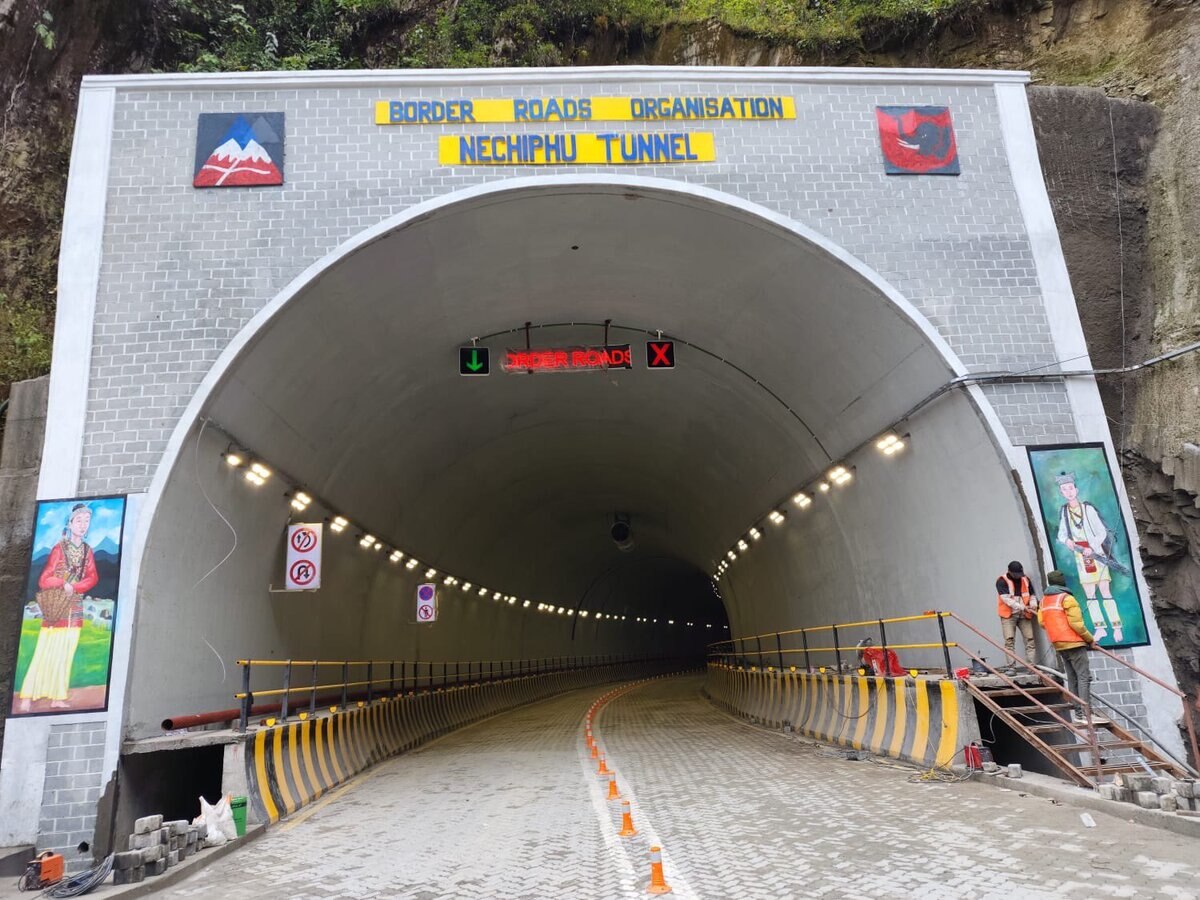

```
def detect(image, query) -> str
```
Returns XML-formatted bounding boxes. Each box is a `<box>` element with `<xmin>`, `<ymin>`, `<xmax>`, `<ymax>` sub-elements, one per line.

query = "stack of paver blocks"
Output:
<box><xmin>112</xmin><ymin>815</ymin><xmax>203</xmax><ymax>884</ymax></box>
<box><xmin>1097</xmin><ymin>775</ymin><xmax>1200</xmax><ymax>816</ymax></box>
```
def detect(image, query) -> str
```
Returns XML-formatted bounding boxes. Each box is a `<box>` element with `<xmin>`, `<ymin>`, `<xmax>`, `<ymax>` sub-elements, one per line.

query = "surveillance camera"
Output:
<box><xmin>611</xmin><ymin>514</ymin><xmax>634</xmax><ymax>552</ymax></box>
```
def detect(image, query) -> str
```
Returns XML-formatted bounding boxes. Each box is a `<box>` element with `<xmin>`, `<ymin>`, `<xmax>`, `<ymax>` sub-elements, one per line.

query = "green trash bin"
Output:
<box><xmin>230</xmin><ymin>796</ymin><xmax>247</xmax><ymax>837</ymax></box>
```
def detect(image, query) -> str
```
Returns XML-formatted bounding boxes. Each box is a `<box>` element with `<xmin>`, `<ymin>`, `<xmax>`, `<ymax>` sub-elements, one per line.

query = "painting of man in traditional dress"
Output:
<box><xmin>1026</xmin><ymin>445</ymin><xmax>1148</xmax><ymax>649</ymax></box>
<box><xmin>10</xmin><ymin>496</ymin><xmax>125</xmax><ymax>716</ymax></box>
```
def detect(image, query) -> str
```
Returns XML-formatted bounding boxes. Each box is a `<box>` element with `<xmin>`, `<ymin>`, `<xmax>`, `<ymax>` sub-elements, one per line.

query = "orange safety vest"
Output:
<box><xmin>1040</xmin><ymin>590</ymin><xmax>1081</xmax><ymax>645</ymax></box>
<box><xmin>997</xmin><ymin>574</ymin><xmax>1033</xmax><ymax>619</ymax></box>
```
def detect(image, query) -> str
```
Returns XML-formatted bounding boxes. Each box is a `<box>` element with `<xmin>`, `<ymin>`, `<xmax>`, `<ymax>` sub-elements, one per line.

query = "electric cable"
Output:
<box><xmin>44</xmin><ymin>855</ymin><xmax>114</xmax><ymax>897</ymax></box>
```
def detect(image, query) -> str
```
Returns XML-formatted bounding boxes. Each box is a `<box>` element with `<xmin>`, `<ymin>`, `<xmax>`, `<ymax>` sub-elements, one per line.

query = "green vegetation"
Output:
<box><xmin>13</xmin><ymin>619</ymin><xmax>113</xmax><ymax>691</ymax></box>
<box><xmin>0</xmin><ymin>294</ymin><xmax>53</xmax><ymax>389</ymax></box>
<box><xmin>154</xmin><ymin>0</ymin><xmax>995</xmax><ymax>71</ymax></box>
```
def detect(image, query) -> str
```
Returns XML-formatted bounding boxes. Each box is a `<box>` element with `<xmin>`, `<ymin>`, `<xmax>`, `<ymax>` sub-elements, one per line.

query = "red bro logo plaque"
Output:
<box><xmin>875</xmin><ymin>106</ymin><xmax>960</xmax><ymax>175</ymax></box>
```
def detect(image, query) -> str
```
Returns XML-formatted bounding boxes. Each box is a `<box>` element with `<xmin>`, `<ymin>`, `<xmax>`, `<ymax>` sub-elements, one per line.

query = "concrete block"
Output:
<box><xmin>140</xmin><ymin>843</ymin><xmax>163</xmax><ymax>864</ymax></box>
<box><xmin>1173</xmin><ymin>781</ymin><xmax>1196</xmax><ymax>799</ymax></box>
<box><xmin>114</xmin><ymin>865</ymin><xmax>145</xmax><ymax>885</ymax></box>
<box><xmin>1160</xmin><ymin>794</ymin><xmax>1179</xmax><ymax>812</ymax></box>
<box><xmin>167</xmin><ymin>819</ymin><xmax>189</xmax><ymax>836</ymax></box>
<box><xmin>178</xmin><ymin>843</ymin><xmax>189</xmax><ymax>861</ymax></box>
<box><xmin>186</xmin><ymin>828</ymin><xmax>198</xmax><ymax>845</ymax></box>
<box><xmin>1098</xmin><ymin>784</ymin><xmax>1122</xmax><ymax>801</ymax></box>
<box><xmin>167</xmin><ymin>850</ymin><xmax>179</xmax><ymax>868</ymax></box>
<box><xmin>1177</xmin><ymin>797</ymin><xmax>1194</xmax><ymax>811</ymax></box>
<box><xmin>133</xmin><ymin>814</ymin><xmax>163</xmax><ymax>834</ymax></box>
<box><xmin>1135</xmin><ymin>791</ymin><xmax>1160</xmax><ymax>809</ymax></box>
<box><xmin>147</xmin><ymin>858</ymin><xmax>167</xmax><ymax>877</ymax></box>
<box><xmin>1151</xmin><ymin>777</ymin><xmax>1173</xmax><ymax>795</ymax></box>
<box><xmin>1007</xmin><ymin>764</ymin><xmax>1023</xmax><ymax>779</ymax></box>
<box><xmin>158</xmin><ymin>826</ymin><xmax>171</xmax><ymax>845</ymax></box>
<box><xmin>128</xmin><ymin>832</ymin><xmax>157</xmax><ymax>850</ymax></box>
<box><xmin>1125</xmin><ymin>775</ymin><xmax>1154</xmax><ymax>792</ymax></box>
<box><xmin>113</xmin><ymin>850</ymin><xmax>142</xmax><ymax>870</ymax></box>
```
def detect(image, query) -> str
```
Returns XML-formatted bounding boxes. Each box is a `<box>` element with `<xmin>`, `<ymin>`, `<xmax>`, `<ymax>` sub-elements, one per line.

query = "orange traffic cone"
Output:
<box><xmin>598</xmin><ymin>755</ymin><xmax>610</xmax><ymax>776</ymax></box>
<box><xmin>590</xmin><ymin>743</ymin><xmax>599</xmax><ymax>759</ymax></box>
<box><xmin>607</xmin><ymin>772</ymin><xmax>621</xmax><ymax>800</ymax></box>
<box><xmin>619</xmin><ymin>801</ymin><xmax>637</xmax><ymax>837</ymax></box>
<box><xmin>647</xmin><ymin>846</ymin><xmax>671</xmax><ymax>894</ymax></box>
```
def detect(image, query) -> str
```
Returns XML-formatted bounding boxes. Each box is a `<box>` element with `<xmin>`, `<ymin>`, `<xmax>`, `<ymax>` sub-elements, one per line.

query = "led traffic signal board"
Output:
<box><xmin>647</xmin><ymin>340</ymin><xmax>675</xmax><ymax>369</ymax></box>
<box><xmin>459</xmin><ymin>346</ymin><xmax>490</xmax><ymax>376</ymax></box>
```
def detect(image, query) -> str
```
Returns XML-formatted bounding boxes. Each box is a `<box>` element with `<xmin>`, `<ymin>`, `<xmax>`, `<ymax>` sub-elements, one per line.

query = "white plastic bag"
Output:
<box><xmin>193</xmin><ymin>795</ymin><xmax>234</xmax><ymax>847</ymax></box>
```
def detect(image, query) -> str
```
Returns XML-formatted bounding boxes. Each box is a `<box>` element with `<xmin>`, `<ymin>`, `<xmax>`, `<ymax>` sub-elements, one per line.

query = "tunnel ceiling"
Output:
<box><xmin>204</xmin><ymin>183</ymin><xmax>955</xmax><ymax>610</ymax></box>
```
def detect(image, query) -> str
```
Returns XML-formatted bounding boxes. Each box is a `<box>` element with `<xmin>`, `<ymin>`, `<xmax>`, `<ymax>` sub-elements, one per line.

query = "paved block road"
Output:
<box><xmin>164</xmin><ymin>675</ymin><xmax>1198</xmax><ymax>899</ymax></box>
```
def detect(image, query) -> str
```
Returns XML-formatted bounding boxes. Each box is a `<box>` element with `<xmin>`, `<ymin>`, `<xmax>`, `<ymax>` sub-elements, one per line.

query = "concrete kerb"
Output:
<box><xmin>0</xmin><ymin>826</ymin><xmax>265</xmax><ymax>900</ymax></box>
<box><xmin>969</xmin><ymin>771</ymin><xmax>1200</xmax><ymax>840</ymax></box>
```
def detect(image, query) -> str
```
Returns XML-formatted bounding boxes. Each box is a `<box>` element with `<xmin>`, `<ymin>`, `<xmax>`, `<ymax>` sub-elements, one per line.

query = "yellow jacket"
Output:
<box><xmin>1038</xmin><ymin>590</ymin><xmax>1094</xmax><ymax>650</ymax></box>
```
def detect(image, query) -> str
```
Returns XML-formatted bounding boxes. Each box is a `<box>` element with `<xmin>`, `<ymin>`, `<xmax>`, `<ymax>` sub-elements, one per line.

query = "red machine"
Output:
<box><xmin>18</xmin><ymin>851</ymin><xmax>64</xmax><ymax>892</ymax></box>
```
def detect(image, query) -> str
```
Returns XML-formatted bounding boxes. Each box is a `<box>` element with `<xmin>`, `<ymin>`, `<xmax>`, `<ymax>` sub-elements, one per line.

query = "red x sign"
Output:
<box><xmin>647</xmin><ymin>340</ymin><xmax>675</xmax><ymax>369</ymax></box>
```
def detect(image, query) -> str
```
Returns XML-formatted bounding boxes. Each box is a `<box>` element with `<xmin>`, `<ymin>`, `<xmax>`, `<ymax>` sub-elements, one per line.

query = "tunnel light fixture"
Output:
<box><xmin>828</xmin><ymin>465</ymin><xmax>853</xmax><ymax>486</ymax></box>
<box><xmin>461</xmin><ymin>581</ymin><xmax>471</xmax><ymax>592</ymax></box>
<box><xmin>389</xmin><ymin>550</ymin><xmax>403</xmax><ymax>563</ymax></box>
<box><xmin>359</xmin><ymin>534</ymin><xmax>376</xmax><ymax>548</ymax></box>
<box><xmin>331</xmin><ymin>516</ymin><xmax>348</xmax><ymax>533</ymax></box>
<box><xmin>405</xmin><ymin>558</ymin><xmax>419</xmax><ymax>570</ymax></box>
<box><xmin>493</xmin><ymin>592</ymin><xmax>502</xmax><ymax>601</ymax></box>
<box><xmin>443</xmin><ymin>576</ymin><xmax>453</xmax><ymax>586</ymax></box>
<box><xmin>737</xmin><ymin>539</ymin><xmax>749</xmax><ymax>552</ymax></box>
<box><xmin>479</xmin><ymin>586</ymin><xmax>488</xmax><ymax>596</ymax></box>
<box><xmin>706</xmin><ymin>624</ymin><xmax>713</xmax><ymax>628</ymax></box>
<box><xmin>508</xmin><ymin>597</ymin><xmax>517</xmax><ymax>605</ymax></box>
<box><xmin>249</xmin><ymin>462</ymin><xmax>271</xmax><ymax>480</ymax></box>
<box><xmin>223</xmin><ymin>451</ymin><xmax>244</xmax><ymax>468</ymax></box>
<box><xmin>558</xmin><ymin>606</ymin><xmax>565</xmax><ymax>614</ymax></box>
<box><xmin>424</xmin><ymin>568</ymin><xmax>437</xmax><ymax>579</ymax></box>
<box><xmin>568</xmin><ymin>609</ymin><xmax>575</xmax><ymax>616</ymax></box>
<box><xmin>876</xmin><ymin>433</ymin><xmax>907</xmax><ymax>456</ymax></box>
<box><xmin>726</xmin><ymin>551</ymin><xmax>737</xmax><ymax>562</ymax></box>
<box><xmin>793</xmin><ymin>492</ymin><xmax>811</xmax><ymax>509</ymax></box>
<box><xmin>818</xmin><ymin>481</ymin><xmax>830</xmax><ymax>493</ymax></box>
<box><xmin>373</xmin><ymin>542</ymin><xmax>383</xmax><ymax>551</ymax></box>
<box><xmin>768</xmin><ymin>510</ymin><xmax>786</xmax><ymax>525</ymax></box>
<box><xmin>244</xmin><ymin>469</ymin><xmax>265</xmax><ymax>486</ymax></box>
<box><xmin>668</xmin><ymin>619</ymin><xmax>675</xmax><ymax>625</ymax></box>
<box><xmin>749</xmin><ymin>527</ymin><xmax>761</xmax><ymax>541</ymax></box>
<box><xmin>523</xmin><ymin>599</ymin><xmax>531</xmax><ymax>608</ymax></box>
<box><xmin>579</xmin><ymin>610</ymin><xmax>589</xmax><ymax>618</ymax></box>
<box><xmin>290</xmin><ymin>491</ymin><xmax>312</xmax><ymax>511</ymax></box>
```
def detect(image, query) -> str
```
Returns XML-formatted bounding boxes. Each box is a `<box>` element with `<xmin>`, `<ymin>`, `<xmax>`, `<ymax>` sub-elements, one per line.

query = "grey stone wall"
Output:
<box><xmin>78</xmin><ymin>77</ymin><xmax>1076</xmax><ymax>498</ymax></box>
<box><xmin>38</xmin><ymin>722</ymin><xmax>106</xmax><ymax>871</ymax></box>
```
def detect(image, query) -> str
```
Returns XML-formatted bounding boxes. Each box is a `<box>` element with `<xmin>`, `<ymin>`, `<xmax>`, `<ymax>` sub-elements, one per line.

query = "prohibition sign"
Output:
<box><xmin>417</xmin><ymin>605</ymin><xmax>434</xmax><ymax>620</ymax></box>
<box><xmin>290</xmin><ymin>526</ymin><xmax>318</xmax><ymax>553</ymax></box>
<box><xmin>289</xmin><ymin>559</ymin><xmax>317</xmax><ymax>587</ymax></box>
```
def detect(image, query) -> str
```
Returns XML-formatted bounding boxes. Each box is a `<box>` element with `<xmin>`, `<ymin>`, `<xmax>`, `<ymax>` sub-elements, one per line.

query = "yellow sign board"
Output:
<box><xmin>438</xmin><ymin>131</ymin><xmax>716</xmax><ymax>166</ymax></box>
<box><xmin>376</xmin><ymin>96</ymin><xmax>795</xmax><ymax>125</ymax></box>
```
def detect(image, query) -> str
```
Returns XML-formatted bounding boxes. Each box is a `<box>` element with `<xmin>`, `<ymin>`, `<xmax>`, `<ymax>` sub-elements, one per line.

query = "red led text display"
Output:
<box><xmin>503</xmin><ymin>344</ymin><xmax>633</xmax><ymax>373</ymax></box>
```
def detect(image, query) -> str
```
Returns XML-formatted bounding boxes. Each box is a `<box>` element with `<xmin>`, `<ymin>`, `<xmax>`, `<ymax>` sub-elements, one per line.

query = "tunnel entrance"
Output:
<box><xmin>124</xmin><ymin>179</ymin><xmax>1030</xmax><ymax>742</ymax></box>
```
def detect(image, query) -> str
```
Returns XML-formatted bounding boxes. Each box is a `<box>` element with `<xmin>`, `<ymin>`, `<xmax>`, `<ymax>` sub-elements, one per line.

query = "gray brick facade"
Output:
<box><xmin>77</xmin><ymin>76</ymin><xmax>1074</xmax><ymax>497</ymax></box>
<box><xmin>38</xmin><ymin>723</ymin><xmax>106</xmax><ymax>869</ymax></box>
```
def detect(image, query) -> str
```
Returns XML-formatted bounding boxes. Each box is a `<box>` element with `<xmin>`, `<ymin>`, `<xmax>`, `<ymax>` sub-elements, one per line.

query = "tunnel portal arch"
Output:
<box><xmin>123</xmin><ymin>176</ymin><xmax>1033</xmax><ymax>737</ymax></box>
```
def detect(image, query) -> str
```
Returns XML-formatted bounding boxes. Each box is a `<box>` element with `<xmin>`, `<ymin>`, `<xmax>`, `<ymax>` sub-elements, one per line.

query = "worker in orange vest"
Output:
<box><xmin>1038</xmin><ymin>570</ymin><xmax>1100</xmax><ymax>724</ymax></box>
<box><xmin>995</xmin><ymin>560</ymin><xmax>1038</xmax><ymax>669</ymax></box>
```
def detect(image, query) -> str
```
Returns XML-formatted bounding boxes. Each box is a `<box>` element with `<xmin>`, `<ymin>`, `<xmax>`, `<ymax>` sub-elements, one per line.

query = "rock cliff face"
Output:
<box><xmin>0</xmin><ymin>0</ymin><xmax>1197</xmax><ymax>707</ymax></box>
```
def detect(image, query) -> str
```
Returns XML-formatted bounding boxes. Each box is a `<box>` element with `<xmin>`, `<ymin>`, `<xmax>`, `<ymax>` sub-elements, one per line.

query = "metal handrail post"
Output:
<box><xmin>309</xmin><ymin>662</ymin><xmax>318</xmax><ymax>714</ymax></box>
<box><xmin>831</xmin><ymin>625</ymin><xmax>842</xmax><ymax>672</ymax></box>
<box><xmin>936</xmin><ymin>613</ymin><xmax>954</xmax><ymax>678</ymax></box>
<box><xmin>340</xmin><ymin>663</ymin><xmax>348</xmax><ymax>708</ymax></box>
<box><xmin>755</xmin><ymin>636</ymin><xmax>763</xmax><ymax>670</ymax></box>
<box><xmin>428</xmin><ymin>660</ymin><xmax>433</xmax><ymax>689</ymax></box>
<box><xmin>239</xmin><ymin>662</ymin><xmax>251</xmax><ymax>732</ymax></box>
<box><xmin>280</xmin><ymin>661</ymin><xmax>292</xmax><ymax>721</ymax></box>
<box><xmin>366</xmin><ymin>662</ymin><xmax>374</xmax><ymax>703</ymax></box>
<box><xmin>802</xmin><ymin>630</ymin><xmax>811</xmax><ymax>672</ymax></box>
<box><xmin>775</xmin><ymin>633</ymin><xmax>784</xmax><ymax>671</ymax></box>
<box><xmin>878</xmin><ymin>621</ymin><xmax>888</xmax><ymax>678</ymax></box>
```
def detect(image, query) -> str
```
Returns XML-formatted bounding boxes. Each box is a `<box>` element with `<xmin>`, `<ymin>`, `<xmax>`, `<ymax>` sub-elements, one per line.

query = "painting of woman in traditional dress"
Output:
<box><xmin>11</xmin><ymin>496</ymin><xmax>125</xmax><ymax>716</ymax></box>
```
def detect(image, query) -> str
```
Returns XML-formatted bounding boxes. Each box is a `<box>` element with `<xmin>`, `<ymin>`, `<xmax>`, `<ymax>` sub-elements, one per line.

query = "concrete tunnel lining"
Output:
<box><xmin>124</xmin><ymin>177</ymin><xmax>1032</xmax><ymax>738</ymax></box>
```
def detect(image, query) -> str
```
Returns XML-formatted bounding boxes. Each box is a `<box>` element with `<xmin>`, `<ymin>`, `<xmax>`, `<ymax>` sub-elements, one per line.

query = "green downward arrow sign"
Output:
<box><xmin>466</xmin><ymin>349</ymin><xmax>483</xmax><ymax>372</ymax></box>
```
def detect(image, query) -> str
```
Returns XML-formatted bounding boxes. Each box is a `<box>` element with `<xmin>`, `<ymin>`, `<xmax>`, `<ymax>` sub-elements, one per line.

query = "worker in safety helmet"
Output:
<box><xmin>995</xmin><ymin>560</ymin><xmax>1038</xmax><ymax>669</ymax></box>
<box><xmin>1038</xmin><ymin>570</ymin><xmax>1101</xmax><ymax>725</ymax></box>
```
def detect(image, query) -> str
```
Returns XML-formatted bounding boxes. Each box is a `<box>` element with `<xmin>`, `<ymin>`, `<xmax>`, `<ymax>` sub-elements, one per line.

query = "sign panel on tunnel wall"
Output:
<box><xmin>285</xmin><ymin>522</ymin><xmax>323</xmax><ymax>591</ymax></box>
<box><xmin>1026</xmin><ymin>444</ymin><xmax>1148</xmax><ymax>649</ymax></box>
<box><xmin>416</xmin><ymin>584</ymin><xmax>438</xmax><ymax>622</ymax></box>
<box><xmin>9</xmin><ymin>495</ymin><xmax>126</xmax><ymax>717</ymax></box>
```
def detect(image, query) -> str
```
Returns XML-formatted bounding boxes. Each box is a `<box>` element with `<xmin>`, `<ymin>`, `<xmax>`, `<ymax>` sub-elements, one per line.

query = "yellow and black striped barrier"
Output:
<box><xmin>245</xmin><ymin>662</ymin><xmax>679</xmax><ymax>824</ymax></box>
<box><xmin>705</xmin><ymin>664</ymin><xmax>979</xmax><ymax>769</ymax></box>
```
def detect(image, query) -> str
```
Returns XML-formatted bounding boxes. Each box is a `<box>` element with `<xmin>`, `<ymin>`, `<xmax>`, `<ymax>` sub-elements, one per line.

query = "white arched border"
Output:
<box><xmin>115</xmin><ymin>174</ymin><xmax>1030</xmax><ymax>747</ymax></box>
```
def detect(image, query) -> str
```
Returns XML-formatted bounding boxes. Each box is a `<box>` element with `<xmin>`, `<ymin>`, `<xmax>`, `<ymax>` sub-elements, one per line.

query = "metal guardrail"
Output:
<box><xmin>707</xmin><ymin>610</ymin><xmax>1199</xmax><ymax>772</ymax></box>
<box><xmin>233</xmin><ymin>654</ymin><xmax>659</xmax><ymax>732</ymax></box>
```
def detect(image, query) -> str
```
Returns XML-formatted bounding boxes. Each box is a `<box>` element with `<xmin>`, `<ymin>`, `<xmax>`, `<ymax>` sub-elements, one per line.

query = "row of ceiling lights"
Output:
<box><xmin>222</xmin><ymin>445</ymin><xmax>726</xmax><ymax>630</ymax></box>
<box><xmin>714</xmin><ymin>431</ymin><xmax>908</xmax><ymax>579</ymax></box>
